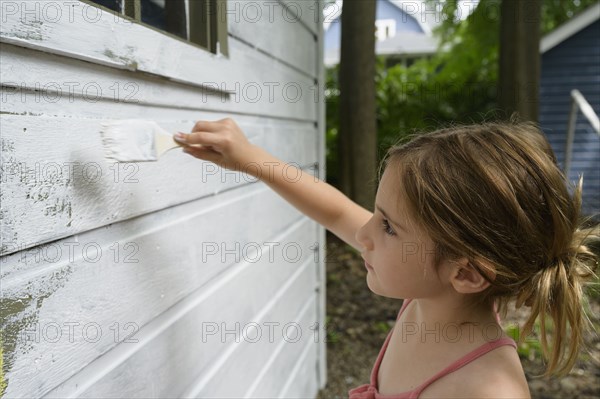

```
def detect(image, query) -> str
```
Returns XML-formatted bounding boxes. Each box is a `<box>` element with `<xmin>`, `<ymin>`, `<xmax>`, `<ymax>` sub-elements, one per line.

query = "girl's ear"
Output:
<box><xmin>449</xmin><ymin>258</ymin><xmax>495</xmax><ymax>294</ymax></box>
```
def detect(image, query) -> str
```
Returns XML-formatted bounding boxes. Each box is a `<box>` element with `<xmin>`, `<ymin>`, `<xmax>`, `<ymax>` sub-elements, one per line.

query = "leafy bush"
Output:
<box><xmin>324</xmin><ymin>0</ymin><xmax>599</xmax><ymax>183</ymax></box>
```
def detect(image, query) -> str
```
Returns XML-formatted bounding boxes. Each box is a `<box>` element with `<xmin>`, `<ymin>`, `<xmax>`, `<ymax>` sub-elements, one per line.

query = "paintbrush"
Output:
<box><xmin>100</xmin><ymin>120</ymin><xmax>183</xmax><ymax>162</ymax></box>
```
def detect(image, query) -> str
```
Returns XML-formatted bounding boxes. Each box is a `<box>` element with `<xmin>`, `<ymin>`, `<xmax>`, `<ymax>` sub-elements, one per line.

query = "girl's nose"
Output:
<box><xmin>355</xmin><ymin>221</ymin><xmax>374</xmax><ymax>251</ymax></box>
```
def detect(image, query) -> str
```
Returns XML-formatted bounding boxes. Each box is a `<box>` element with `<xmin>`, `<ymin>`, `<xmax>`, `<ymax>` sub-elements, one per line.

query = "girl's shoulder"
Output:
<box><xmin>420</xmin><ymin>341</ymin><xmax>530</xmax><ymax>398</ymax></box>
<box><xmin>467</xmin><ymin>345</ymin><xmax>530</xmax><ymax>397</ymax></box>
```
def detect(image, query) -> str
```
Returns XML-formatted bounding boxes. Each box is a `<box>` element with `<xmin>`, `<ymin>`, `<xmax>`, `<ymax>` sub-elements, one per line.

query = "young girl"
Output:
<box><xmin>174</xmin><ymin>120</ymin><xmax>599</xmax><ymax>398</ymax></box>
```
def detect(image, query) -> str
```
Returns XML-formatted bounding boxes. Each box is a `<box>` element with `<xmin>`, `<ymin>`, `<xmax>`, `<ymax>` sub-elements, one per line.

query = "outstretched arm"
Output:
<box><xmin>175</xmin><ymin>118</ymin><xmax>372</xmax><ymax>251</ymax></box>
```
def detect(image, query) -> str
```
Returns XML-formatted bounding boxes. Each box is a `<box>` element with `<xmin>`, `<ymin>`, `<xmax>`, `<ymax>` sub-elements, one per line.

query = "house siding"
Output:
<box><xmin>539</xmin><ymin>20</ymin><xmax>600</xmax><ymax>218</ymax></box>
<box><xmin>0</xmin><ymin>1</ymin><xmax>326</xmax><ymax>398</ymax></box>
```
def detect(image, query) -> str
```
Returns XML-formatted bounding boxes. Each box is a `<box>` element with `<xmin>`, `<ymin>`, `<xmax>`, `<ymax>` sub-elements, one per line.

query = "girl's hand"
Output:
<box><xmin>174</xmin><ymin>118</ymin><xmax>264</xmax><ymax>174</ymax></box>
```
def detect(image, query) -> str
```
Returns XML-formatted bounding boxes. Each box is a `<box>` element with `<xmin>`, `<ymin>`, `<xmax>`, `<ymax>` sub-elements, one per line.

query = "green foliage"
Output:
<box><xmin>432</xmin><ymin>0</ymin><xmax>599</xmax><ymax>39</ymax></box>
<box><xmin>325</xmin><ymin>65</ymin><xmax>340</xmax><ymax>186</ymax></box>
<box><xmin>327</xmin><ymin>2</ymin><xmax>501</xmax><ymax>180</ymax></box>
<box><xmin>585</xmin><ymin>271</ymin><xmax>600</xmax><ymax>299</ymax></box>
<box><xmin>0</xmin><ymin>334</ymin><xmax>6</xmax><ymax>398</ymax></box>
<box><xmin>376</xmin><ymin>0</ymin><xmax>502</xmax><ymax>149</ymax></box>
<box><xmin>375</xmin><ymin>321</ymin><xmax>392</xmax><ymax>334</ymax></box>
<box><xmin>324</xmin><ymin>316</ymin><xmax>340</xmax><ymax>344</ymax></box>
<box><xmin>325</xmin><ymin>0</ymin><xmax>597</xmax><ymax>182</ymax></box>
<box><xmin>505</xmin><ymin>322</ymin><xmax>544</xmax><ymax>361</ymax></box>
<box><xmin>541</xmin><ymin>0</ymin><xmax>600</xmax><ymax>34</ymax></box>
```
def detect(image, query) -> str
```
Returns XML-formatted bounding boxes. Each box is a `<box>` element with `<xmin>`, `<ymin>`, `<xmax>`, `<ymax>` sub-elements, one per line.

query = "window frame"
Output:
<box><xmin>375</xmin><ymin>19</ymin><xmax>397</xmax><ymax>41</ymax></box>
<box><xmin>81</xmin><ymin>0</ymin><xmax>228</xmax><ymax>56</ymax></box>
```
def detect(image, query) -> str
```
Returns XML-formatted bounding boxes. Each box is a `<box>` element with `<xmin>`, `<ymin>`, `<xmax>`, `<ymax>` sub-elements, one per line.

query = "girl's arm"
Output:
<box><xmin>175</xmin><ymin>118</ymin><xmax>371</xmax><ymax>251</ymax></box>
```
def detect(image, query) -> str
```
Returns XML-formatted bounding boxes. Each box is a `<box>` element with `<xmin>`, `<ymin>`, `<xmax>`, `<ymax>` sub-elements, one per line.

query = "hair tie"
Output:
<box><xmin>546</xmin><ymin>252</ymin><xmax>580</xmax><ymax>272</ymax></box>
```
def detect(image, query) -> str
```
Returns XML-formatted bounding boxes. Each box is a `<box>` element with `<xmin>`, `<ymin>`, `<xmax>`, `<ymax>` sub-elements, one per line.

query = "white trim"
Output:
<box><xmin>184</xmin><ymin>0</ymin><xmax>190</xmax><ymax>41</ymax></box>
<box><xmin>541</xmin><ymin>2</ymin><xmax>600</xmax><ymax>54</ymax></box>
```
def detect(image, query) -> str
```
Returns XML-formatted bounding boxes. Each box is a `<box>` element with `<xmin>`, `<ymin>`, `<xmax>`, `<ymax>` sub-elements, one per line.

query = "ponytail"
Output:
<box><xmin>516</xmin><ymin>219</ymin><xmax>599</xmax><ymax>376</ymax></box>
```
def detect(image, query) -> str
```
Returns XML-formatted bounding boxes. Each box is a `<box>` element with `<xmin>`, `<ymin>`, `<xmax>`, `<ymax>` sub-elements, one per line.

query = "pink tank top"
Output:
<box><xmin>348</xmin><ymin>300</ymin><xmax>517</xmax><ymax>399</ymax></box>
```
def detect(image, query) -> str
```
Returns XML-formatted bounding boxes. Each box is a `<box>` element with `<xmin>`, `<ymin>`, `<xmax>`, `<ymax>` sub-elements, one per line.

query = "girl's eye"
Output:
<box><xmin>382</xmin><ymin>219</ymin><xmax>396</xmax><ymax>236</ymax></box>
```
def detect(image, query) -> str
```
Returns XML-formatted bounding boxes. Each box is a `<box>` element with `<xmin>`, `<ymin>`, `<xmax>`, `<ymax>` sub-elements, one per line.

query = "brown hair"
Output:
<box><xmin>383</xmin><ymin>121</ymin><xmax>599</xmax><ymax>376</ymax></box>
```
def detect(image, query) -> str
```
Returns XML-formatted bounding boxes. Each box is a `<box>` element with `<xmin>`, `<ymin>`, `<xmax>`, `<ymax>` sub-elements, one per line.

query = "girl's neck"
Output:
<box><xmin>410</xmin><ymin>295</ymin><xmax>497</xmax><ymax>327</ymax></box>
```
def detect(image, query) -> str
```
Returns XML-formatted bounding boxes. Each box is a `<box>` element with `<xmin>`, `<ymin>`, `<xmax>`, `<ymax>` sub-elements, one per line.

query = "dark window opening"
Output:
<box><xmin>88</xmin><ymin>0</ymin><xmax>121</xmax><ymax>13</ymax></box>
<box><xmin>85</xmin><ymin>0</ymin><xmax>227</xmax><ymax>55</ymax></box>
<box><xmin>141</xmin><ymin>0</ymin><xmax>187</xmax><ymax>40</ymax></box>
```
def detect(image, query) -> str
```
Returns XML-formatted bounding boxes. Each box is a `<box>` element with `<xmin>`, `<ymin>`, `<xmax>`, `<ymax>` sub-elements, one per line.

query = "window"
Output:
<box><xmin>375</xmin><ymin>19</ymin><xmax>396</xmax><ymax>41</ymax></box>
<box><xmin>84</xmin><ymin>0</ymin><xmax>228</xmax><ymax>55</ymax></box>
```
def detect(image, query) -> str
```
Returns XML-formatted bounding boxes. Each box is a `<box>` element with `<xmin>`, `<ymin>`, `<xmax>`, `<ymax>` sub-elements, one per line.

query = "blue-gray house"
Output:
<box><xmin>324</xmin><ymin>0</ymin><xmax>439</xmax><ymax>66</ymax></box>
<box><xmin>539</xmin><ymin>2</ymin><xmax>600</xmax><ymax>219</ymax></box>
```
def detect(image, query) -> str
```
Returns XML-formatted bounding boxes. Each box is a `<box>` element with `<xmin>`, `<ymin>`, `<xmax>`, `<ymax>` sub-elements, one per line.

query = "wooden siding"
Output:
<box><xmin>0</xmin><ymin>0</ymin><xmax>326</xmax><ymax>397</ymax></box>
<box><xmin>539</xmin><ymin>21</ymin><xmax>600</xmax><ymax>218</ymax></box>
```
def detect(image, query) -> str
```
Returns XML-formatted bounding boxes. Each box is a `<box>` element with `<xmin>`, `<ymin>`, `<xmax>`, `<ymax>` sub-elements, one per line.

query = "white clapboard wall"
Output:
<box><xmin>0</xmin><ymin>0</ymin><xmax>327</xmax><ymax>397</ymax></box>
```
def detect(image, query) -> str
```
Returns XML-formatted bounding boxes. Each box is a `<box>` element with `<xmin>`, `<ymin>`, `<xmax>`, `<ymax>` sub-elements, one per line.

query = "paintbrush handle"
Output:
<box><xmin>155</xmin><ymin>130</ymin><xmax>183</xmax><ymax>158</ymax></box>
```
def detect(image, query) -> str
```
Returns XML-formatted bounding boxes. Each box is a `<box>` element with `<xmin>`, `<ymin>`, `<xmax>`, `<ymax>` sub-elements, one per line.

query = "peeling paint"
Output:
<box><xmin>1</xmin><ymin>138</ymin><xmax>15</xmax><ymax>153</ymax></box>
<box><xmin>0</xmin><ymin>257</ymin><xmax>74</xmax><ymax>395</ymax></box>
<box><xmin>0</xmin><ymin>137</ymin><xmax>19</xmax><ymax>255</ymax></box>
<box><xmin>103</xmin><ymin>49</ymin><xmax>138</xmax><ymax>71</ymax></box>
<box><xmin>0</xmin><ymin>334</ymin><xmax>6</xmax><ymax>397</ymax></box>
<box><xmin>9</xmin><ymin>20</ymin><xmax>45</xmax><ymax>41</ymax></box>
<box><xmin>43</xmin><ymin>197</ymin><xmax>72</xmax><ymax>218</ymax></box>
<box><xmin>0</xmin><ymin>296</ymin><xmax>38</xmax><ymax>395</ymax></box>
<box><xmin>0</xmin><ymin>133</ymin><xmax>75</xmax><ymax>230</ymax></box>
<box><xmin>0</xmin><ymin>111</ymin><xmax>42</xmax><ymax>116</ymax></box>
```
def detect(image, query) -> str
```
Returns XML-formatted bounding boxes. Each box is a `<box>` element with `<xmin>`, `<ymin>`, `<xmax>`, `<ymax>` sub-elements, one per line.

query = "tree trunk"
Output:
<box><xmin>338</xmin><ymin>0</ymin><xmax>377</xmax><ymax>210</ymax></box>
<box><xmin>499</xmin><ymin>0</ymin><xmax>542</xmax><ymax>122</ymax></box>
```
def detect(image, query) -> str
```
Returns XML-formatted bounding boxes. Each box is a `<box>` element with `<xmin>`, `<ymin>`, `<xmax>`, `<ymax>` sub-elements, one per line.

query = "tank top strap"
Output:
<box><xmin>412</xmin><ymin>337</ymin><xmax>518</xmax><ymax>396</ymax></box>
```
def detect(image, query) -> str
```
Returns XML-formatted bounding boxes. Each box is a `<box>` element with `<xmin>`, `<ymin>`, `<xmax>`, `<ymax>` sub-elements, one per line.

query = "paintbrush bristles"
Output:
<box><xmin>100</xmin><ymin>120</ymin><xmax>180</xmax><ymax>162</ymax></box>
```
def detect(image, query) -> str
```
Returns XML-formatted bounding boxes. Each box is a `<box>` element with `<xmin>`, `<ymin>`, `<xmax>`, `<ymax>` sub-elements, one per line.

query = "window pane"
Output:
<box><xmin>142</xmin><ymin>0</ymin><xmax>187</xmax><ymax>40</ymax></box>
<box><xmin>88</xmin><ymin>0</ymin><xmax>122</xmax><ymax>13</ymax></box>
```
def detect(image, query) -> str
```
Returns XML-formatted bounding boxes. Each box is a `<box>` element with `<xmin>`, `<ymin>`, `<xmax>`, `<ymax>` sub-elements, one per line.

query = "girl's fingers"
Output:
<box><xmin>192</xmin><ymin>120</ymin><xmax>225</xmax><ymax>132</ymax></box>
<box><xmin>178</xmin><ymin>119</ymin><xmax>244</xmax><ymax>169</ymax></box>
<box><xmin>175</xmin><ymin>131</ymin><xmax>223</xmax><ymax>147</ymax></box>
<box><xmin>182</xmin><ymin>145</ymin><xmax>220</xmax><ymax>163</ymax></box>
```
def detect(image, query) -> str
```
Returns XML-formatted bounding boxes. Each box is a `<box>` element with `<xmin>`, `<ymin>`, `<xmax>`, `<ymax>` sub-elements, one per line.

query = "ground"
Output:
<box><xmin>316</xmin><ymin>234</ymin><xmax>600</xmax><ymax>399</ymax></box>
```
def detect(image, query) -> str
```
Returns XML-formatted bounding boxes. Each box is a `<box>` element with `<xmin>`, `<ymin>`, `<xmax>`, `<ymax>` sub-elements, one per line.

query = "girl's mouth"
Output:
<box><xmin>364</xmin><ymin>261</ymin><xmax>374</xmax><ymax>271</ymax></box>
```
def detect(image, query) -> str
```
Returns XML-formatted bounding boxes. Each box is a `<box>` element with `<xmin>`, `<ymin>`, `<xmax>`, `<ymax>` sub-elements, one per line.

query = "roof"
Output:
<box><xmin>323</xmin><ymin>0</ymin><xmax>440</xmax><ymax>34</ymax></box>
<box><xmin>323</xmin><ymin>0</ymin><xmax>441</xmax><ymax>66</ymax></box>
<box><xmin>386</xmin><ymin>0</ymin><xmax>438</xmax><ymax>35</ymax></box>
<box><xmin>540</xmin><ymin>2</ymin><xmax>600</xmax><ymax>53</ymax></box>
<box><xmin>324</xmin><ymin>31</ymin><xmax>438</xmax><ymax>66</ymax></box>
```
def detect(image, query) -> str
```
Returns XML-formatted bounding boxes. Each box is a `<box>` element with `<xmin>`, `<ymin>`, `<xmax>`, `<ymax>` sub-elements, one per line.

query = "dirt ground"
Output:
<box><xmin>316</xmin><ymin>234</ymin><xmax>600</xmax><ymax>399</ymax></box>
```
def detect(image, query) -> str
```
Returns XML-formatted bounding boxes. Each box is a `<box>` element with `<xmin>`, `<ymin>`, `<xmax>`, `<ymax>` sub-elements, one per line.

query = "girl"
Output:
<box><xmin>174</xmin><ymin>120</ymin><xmax>599</xmax><ymax>398</ymax></box>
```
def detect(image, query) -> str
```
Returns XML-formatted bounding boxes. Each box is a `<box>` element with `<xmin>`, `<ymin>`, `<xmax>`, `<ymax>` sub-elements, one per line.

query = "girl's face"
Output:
<box><xmin>355</xmin><ymin>166</ymin><xmax>451</xmax><ymax>299</ymax></box>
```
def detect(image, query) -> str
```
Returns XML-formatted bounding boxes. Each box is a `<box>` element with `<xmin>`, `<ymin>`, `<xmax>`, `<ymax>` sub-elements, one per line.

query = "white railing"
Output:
<box><xmin>564</xmin><ymin>89</ymin><xmax>600</xmax><ymax>177</ymax></box>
